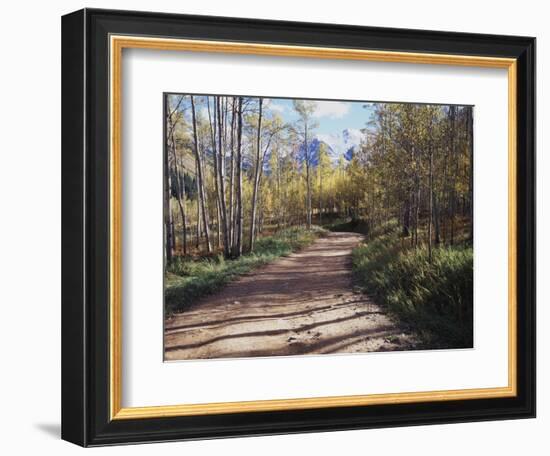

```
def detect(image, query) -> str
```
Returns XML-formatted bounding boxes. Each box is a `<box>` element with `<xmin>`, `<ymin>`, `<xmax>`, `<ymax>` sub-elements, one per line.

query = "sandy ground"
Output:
<box><xmin>164</xmin><ymin>232</ymin><xmax>418</xmax><ymax>360</ymax></box>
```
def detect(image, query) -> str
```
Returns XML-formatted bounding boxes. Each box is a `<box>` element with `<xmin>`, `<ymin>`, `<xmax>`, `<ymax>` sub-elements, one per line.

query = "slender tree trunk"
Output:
<box><xmin>305</xmin><ymin>124</ymin><xmax>312</xmax><ymax>229</ymax></box>
<box><xmin>276</xmin><ymin>149</ymin><xmax>282</xmax><ymax>229</ymax></box>
<box><xmin>164</xmin><ymin>135</ymin><xmax>174</xmax><ymax>264</ymax></box>
<box><xmin>195</xmin><ymin>160</ymin><xmax>201</xmax><ymax>250</ymax></box>
<box><xmin>434</xmin><ymin>192</ymin><xmax>441</xmax><ymax>245</ymax></box>
<box><xmin>228</xmin><ymin>99</ymin><xmax>236</xmax><ymax>251</ymax></box>
<box><xmin>216</xmin><ymin>198</ymin><xmax>221</xmax><ymax>248</ymax></box>
<box><xmin>170</xmin><ymin>217</ymin><xmax>176</xmax><ymax>253</ymax></box>
<box><xmin>249</xmin><ymin>98</ymin><xmax>263</xmax><ymax>251</ymax></box>
<box><xmin>233</xmin><ymin>97</ymin><xmax>244</xmax><ymax>257</ymax></box>
<box><xmin>402</xmin><ymin>199</ymin><xmax>411</xmax><ymax>237</ymax></box>
<box><xmin>190</xmin><ymin>96</ymin><xmax>212</xmax><ymax>253</ymax></box>
<box><xmin>449</xmin><ymin>106</ymin><xmax>456</xmax><ymax>245</ymax></box>
<box><xmin>170</xmin><ymin>129</ymin><xmax>188</xmax><ymax>255</ymax></box>
<box><xmin>441</xmin><ymin>141</ymin><xmax>449</xmax><ymax>244</ymax></box>
<box><xmin>207</xmin><ymin>97</ymin><xmax>222</xmax><ymax>251</ymax></box>
<box><xmin>258</xmin><ymin>202</ymin><xmax>263</xmax><ymax>234</ymax></box>
<box><xmin>413</xmin><ymin>169</ymin><xmax>420</xmax><ymax>249</ymax></box>
<box><xmin>403</xmin><ymin>141</ymin><xmax>415</xmax><ymax>239</ymax></box>
<box><xmin>467</xmin><ymin>107</ymin><xmax>474</xmax><ymax>241</ymax></box>
<box><xmin>319</xmin><ymin>168</ymin><xmax>323</xmax><ymax>225</ymax></box>
<box><xmin>428</xmin><ymin>146</ymin><xmax>434</xmax><ymax>262</ymax></box>
<box><xmin>216</xmin><ymin>97</ymin><xmax>230</xmax><ymax>256</ymax></box>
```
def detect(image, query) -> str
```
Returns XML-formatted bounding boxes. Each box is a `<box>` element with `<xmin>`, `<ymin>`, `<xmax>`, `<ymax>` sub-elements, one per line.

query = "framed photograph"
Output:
<box><xmin>61</xmin><ymin>8</ymin><xmax>535</xmax><ymax>446</ymax></box>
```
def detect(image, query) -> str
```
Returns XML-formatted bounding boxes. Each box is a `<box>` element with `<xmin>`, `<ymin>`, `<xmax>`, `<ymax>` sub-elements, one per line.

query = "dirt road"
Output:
<box><xmin>165</xmin><ymin>232</ymin><xmax>417</xmax><ymax>360</ymax></box>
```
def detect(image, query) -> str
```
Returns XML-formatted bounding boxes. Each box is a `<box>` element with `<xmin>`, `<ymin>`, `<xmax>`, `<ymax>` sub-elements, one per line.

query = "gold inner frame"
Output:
<box><xmin>109</xmin><ymin>35</ymin><xmax>518</xmax><ymax>420</ymax></box>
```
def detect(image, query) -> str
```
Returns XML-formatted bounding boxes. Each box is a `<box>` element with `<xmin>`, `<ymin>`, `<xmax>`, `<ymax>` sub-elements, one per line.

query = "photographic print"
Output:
<box><xmin>62</xmin><ymin>11</ymin><xmax>535</xmax><ymax>444</ymax></box>
<box><xmin>164</xmin><ymin>94</ymin><xmax>474</xmax><ymax>361</ymax></box>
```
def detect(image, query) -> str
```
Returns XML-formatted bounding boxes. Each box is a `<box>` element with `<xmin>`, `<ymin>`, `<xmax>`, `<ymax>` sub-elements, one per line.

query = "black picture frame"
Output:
<box><xmin>62</xmin><ymin>8</ymin><xmax>536</xmax><ymax>447</ymax></box>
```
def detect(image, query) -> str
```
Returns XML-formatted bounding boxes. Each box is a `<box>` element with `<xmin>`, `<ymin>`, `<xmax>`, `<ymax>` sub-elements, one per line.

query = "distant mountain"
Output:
<box><xmin>296</xmin><ymin>138</ymin><xmax>337</xmax><ymax>166</ymax></box>
<box><xmin>289</xmin><ymin>130</ymin><xmax>364</xmax><ymax>169</ymax></box>
<box><xmin>341</xmin><ymin>128</ymin><xmax>362</xmax><ymax>161</ymax></box>
<box><xmin>342</xmin><ymin>128</ymin><xmax>354</xmax><ymax>144</ymax></box>
<box><xmin>200</xmin><ymin>127</ymin><xmax>361</xmax><ymax>175</ymax></box>
<box><xmin>344</xmin><ymin>144</ymin><xmax>360</xmax><ymax>161</ymax></box>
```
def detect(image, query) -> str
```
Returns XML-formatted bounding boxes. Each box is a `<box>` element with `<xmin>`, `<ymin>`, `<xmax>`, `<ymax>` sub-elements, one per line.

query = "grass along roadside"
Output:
<box><xmin>352</xmin><ymin>221</ymin><xmax>473</xmax><ymax>349</ymax></box>
<box><xmin>165</xmin><ymin>226</ymin><xmax>327</xmax><ymax>315</ymax></box>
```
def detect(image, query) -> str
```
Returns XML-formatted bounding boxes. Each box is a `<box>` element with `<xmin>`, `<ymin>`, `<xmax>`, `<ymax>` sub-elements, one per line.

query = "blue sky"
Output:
<box><xmin>266</xmin><ymin>98</ymin><xmax>376</xmax><ymax>155</ymax></box>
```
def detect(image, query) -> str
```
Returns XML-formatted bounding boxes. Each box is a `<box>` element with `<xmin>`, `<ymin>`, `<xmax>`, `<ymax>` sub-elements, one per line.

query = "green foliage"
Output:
<box><xmin>165</xmin><ymin>226</ymin><xmax>326</xmax><ymax>315</ymax></box>
<box><xmin>323</xmin><ymin>217</ymin><xmax>398</xmax><ymax>239</ymax></box>
<box><xmin>352</xmin><ymin>223</ymin><xmax>473</xmax><ymax>348</ymax></box>
<box><xmin>323</xmin><ymin>217</ymin><xmax>372</xmax><ymax>236</ymax></box>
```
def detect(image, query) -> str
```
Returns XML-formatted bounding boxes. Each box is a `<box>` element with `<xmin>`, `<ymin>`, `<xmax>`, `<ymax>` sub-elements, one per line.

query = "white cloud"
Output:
<box><xmin>313</xmin><ymin>101</ymin><xmax>350</xmax><ymax>119</ymax></box>
<box><xmin>268</xmin><ymin>102</ymin><xmax>286</xmax><ymax>114</ymax></box>
<box><xmin>342</xmin><ymin>128</ymin><xmax>363</xmax><ymax>145</ymax></box>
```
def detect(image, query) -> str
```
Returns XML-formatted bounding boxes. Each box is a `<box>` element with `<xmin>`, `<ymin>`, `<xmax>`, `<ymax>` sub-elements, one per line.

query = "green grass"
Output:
<box><xmin>352</xmin><ymin>221</ymin><xmax>473</xmax><ymax>348</ymax></box>
<box><xmin>165</xmin><ymin>226</ymin><xmax>326</xmax><ymax>315</ymax></box>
